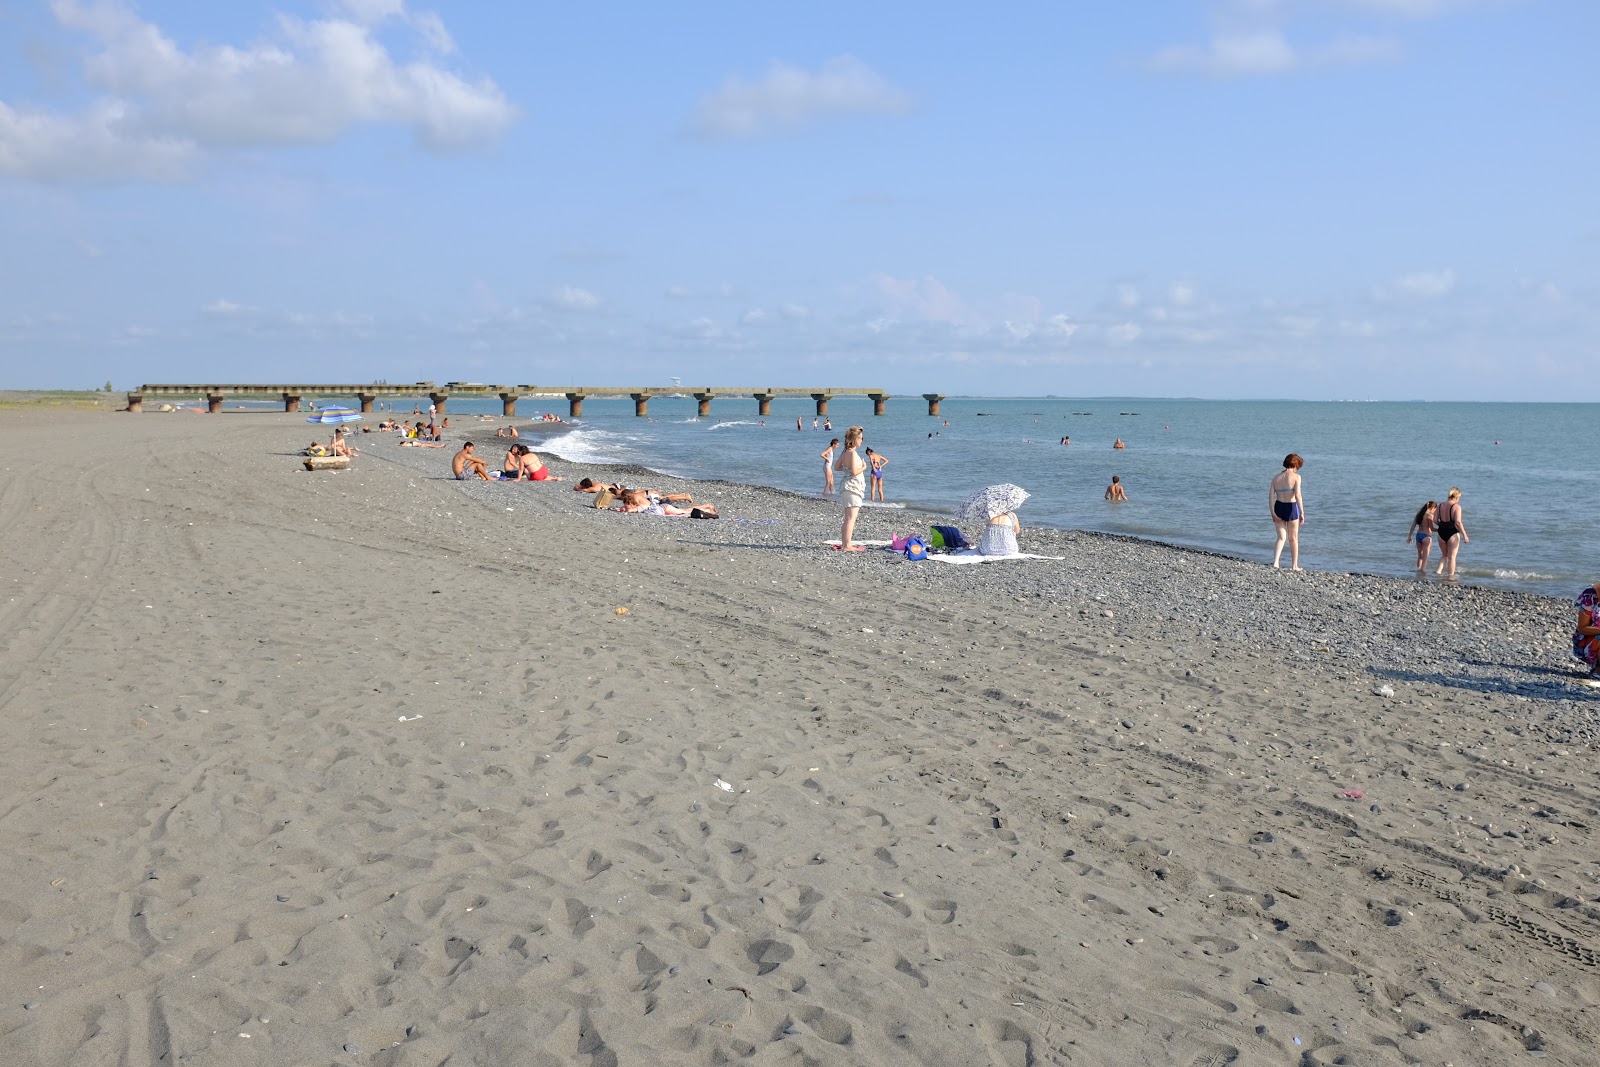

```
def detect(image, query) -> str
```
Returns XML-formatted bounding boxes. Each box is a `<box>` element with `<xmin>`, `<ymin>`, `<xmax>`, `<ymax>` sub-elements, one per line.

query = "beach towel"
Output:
<box><xmin>928</xmin><ymin>549</ymin><xmax>1065</xmax><ymax>565</ymax></box>
<box><xmin>823</xmin><ymin>539</ymin><xmax>895</xmax><ymax>548</ymax></box>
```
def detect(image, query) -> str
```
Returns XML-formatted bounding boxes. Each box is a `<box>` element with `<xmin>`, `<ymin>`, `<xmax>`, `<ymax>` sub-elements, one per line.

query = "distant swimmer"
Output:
<box><xmin>1105</xmin><ymin>475</ymin><xmax>1128</xmax><ymax>502</ymax></box>
<box><xmin>1270</xmin><ymin>453</ymin><xmax>1305</xmax><ymax>571</ymax></box>
<box><xmin>797</xmin><ymin>417</ymin><xmax>803</xmax><ymax>432</ymax></box>
<box><xmin>1061</xmin><ymin>436</ymin><xmax>1070</xmax><ymax>446</ymax></box>
<box><xmin>1112</xmin><ymin>438</ymin><xmax>1126</xmax><ymax>449</ymax></box>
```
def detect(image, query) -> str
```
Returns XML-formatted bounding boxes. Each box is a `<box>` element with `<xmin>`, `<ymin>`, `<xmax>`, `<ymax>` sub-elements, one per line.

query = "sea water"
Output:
<box><xmin>375</xmin><ymin>394</ymin><xmax>1596</xmax><ymax>598</ymax></box>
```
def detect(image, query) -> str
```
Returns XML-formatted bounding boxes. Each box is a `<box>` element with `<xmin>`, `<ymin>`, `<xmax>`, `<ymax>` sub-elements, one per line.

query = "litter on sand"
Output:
<box><xmin>714</xmin><ymin>778</ymin><xmax>734</xmax><ymax>792</ymax></box>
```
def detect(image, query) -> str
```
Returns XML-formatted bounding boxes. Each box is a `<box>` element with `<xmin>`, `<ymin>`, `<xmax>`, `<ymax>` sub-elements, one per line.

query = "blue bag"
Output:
<box><xmin>903</xmin><ymin>536</ymin><xmax>929</xmax><ymax>561</ymax></box>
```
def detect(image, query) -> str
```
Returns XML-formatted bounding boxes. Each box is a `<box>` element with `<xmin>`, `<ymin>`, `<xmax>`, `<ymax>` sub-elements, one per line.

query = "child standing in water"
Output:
<box><xmin>1407</xmin><ymin>501</ymin><xmax>1437</xmax><ymax>572</ymax></box>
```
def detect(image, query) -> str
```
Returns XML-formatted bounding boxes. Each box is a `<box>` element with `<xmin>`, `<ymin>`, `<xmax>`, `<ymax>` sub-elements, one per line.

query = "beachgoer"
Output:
<box><xmin>1574</xmin><ymin>582</ymin><xmax>1600</xmax><ymax>675</ymax></box>
<box><xmin>866</xmin><ymin>448</ymin><xmax>888</xmax><ymax>502</ymax></box>
<box><xmin>821</xmin><ymin>438</ymin><xmax>839</xmax><ymax>495</ymax></box>
<box><xmin>1113</xmin><ymin>438</ymin><xmax>1126</xmax><ymax>450</ymax></box>
<box><xmin>440</xmin><ymin>417</ymin><xmax>449</xmax><ymax>432</ymax></box>
<box><xmin>615</xmin><ymin>488</ymin><xmax>695</xmax><ymax>515</ymax></box>
<box><xmin>823</xmin><ymin>419</ymin><xmax>832</xmax><ymax>431</ymax></box>
<box><xmin>1408</xmin><ymin>501</ymin><xmax>1437</xmax><ymax>572</ymax></box>
<box><xmin>1061</xmin><ymin>436</ymin><xmax>1070</xmax><ymax>446</ymax></box>
<box><xmin>496</xmin><ymin>425</ymin><xmax>518</xmax><ymax>438</ymax></box>
<box><xmin>1434</xmin><ymin>487</ymin><xmax>1468</xmax><ymax>579</ymax></box>
<box><xmin>400</xmin><ymin>439</ymin><xmax>444</xmax><ymax>448</ymax></box>
<box><xmin>797</xmin><ymin>417</ymin><xmax>803</xmax><ymax>432</ymax></box>
<box><xmin>1270</xmin><ymin>453</ymin><xmax>1305</xmax><ymax>571</ymax></box>
<box><xmin>979</xmin><ymin>510</ymin><xmax>1021</xmax><ymax>556</ymax></box>
<box><xmin>520</xmin><ymin>447</ymin><xmax>562</xmax><ymax>482</ymax></box>
<box><xmin>834</xmin><ymin>426</ymin><xmax>866</xmax><ymax>551</ymax></box>
<box><xmin>452</xmin><ymin>442</ymin><xmax>490</xmax><ymax>481</ymax></box>
<box><xmin>1105</xmin><ymin>475</ymin><xmax>1128</xmax><ymax>501</ymax></box>
<box><xmin>330</xmin><ymin>427</ymin><xmax>357</xmax><ymax>457</ymax></box>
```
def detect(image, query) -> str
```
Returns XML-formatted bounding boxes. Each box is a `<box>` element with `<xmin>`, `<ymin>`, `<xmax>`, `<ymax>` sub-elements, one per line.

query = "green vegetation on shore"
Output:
<box><xmin>0</xmin><ymin>390</ymin><xmax>120</xmax><ymax>411</ymax></box>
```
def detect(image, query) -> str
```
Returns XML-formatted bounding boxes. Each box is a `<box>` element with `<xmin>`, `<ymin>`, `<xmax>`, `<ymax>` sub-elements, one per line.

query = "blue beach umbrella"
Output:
<box><xmin>307</xmin><ymin>406</ymin><xmax>363</xmax><ymax>425</ymax></box>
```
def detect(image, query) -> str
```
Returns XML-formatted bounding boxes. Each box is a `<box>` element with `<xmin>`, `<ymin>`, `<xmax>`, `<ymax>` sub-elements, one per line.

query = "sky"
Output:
<box><xmin>0</xmin><ymin>0</ymin><xmax>1594</xmax><ymax>400</ymax></box>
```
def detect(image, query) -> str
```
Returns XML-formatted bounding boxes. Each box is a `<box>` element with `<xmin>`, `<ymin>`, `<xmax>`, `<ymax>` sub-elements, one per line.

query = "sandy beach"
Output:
<box><xmin>3</xmin><ymin>410</ymin><xmax>1598</xmax><ymax>1066</ymax></box>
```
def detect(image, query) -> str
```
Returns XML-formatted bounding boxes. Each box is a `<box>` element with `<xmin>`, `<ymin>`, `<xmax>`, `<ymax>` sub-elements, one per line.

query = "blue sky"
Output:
<box><xmin>0</xmin><ymin>0</ymin><xmax>1594</xmax><ymax>399</ymax></box>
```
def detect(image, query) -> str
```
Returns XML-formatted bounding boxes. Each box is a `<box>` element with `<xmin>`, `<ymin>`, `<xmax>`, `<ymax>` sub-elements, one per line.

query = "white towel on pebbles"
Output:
<box><xmin>929</xmin><ymin>550</ymin><xmax>1064</xmax><ymax>565</ymax></box>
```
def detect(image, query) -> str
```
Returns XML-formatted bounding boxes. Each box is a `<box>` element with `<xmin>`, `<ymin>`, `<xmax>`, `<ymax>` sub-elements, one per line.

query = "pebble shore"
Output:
<box><xmin>391</xmin><ymin>425</ymin><xmax>1596</xmax><ymax>744</ymax></box>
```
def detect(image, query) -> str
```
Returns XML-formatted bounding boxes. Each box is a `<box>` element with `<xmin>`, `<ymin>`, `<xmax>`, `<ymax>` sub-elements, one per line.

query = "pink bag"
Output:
<box><xmin>890</xmin><ymin>533</ymin><xmax>909</xmax><ymax>551</ymax></box>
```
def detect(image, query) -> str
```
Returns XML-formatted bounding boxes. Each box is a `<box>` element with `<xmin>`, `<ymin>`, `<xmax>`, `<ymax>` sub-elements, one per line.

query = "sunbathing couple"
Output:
<box><xmin>573</xmin><ymin>478</ymin><xmax>709</xmax><ymax>516</ymax></box>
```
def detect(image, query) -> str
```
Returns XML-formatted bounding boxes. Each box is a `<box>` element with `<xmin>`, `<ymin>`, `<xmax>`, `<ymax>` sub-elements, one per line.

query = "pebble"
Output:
<box><xmin>1531</xmin><ymin>981</ymin><xmax>1557</xmax><ymax>996</ymax></box>
<box><xmin>343</xmin><ymin>1042</ymin><xmax>362</xmax><ymax>1055</ymax></box>
<box><xmin>1120</xmin><ymin>719</ymin><xmax>1134</xmax><ymax>729</ymax></box>
<box><xmin>276</xmin><ymin>895</ymin><xmax>290</xmax><ymax>902</ymax></box>
<box><xmin>23</xmin><ymin>1002</ymin><xmax>38</xmax><ymax>1010</ymax></box>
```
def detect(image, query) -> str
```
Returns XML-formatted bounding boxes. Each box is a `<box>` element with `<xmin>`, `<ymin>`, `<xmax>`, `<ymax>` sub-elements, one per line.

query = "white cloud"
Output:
<box><xmin>874</xmin><ymin>273</ymin><xmax>970</xmax><ymax>325</ymax></box>
<box><xmin>1148</xmin><ymin>29</ymin><xmax>1400</xmax><ymax>76</ymax></box>
<box><xmin>739</xmin><ymin>308</ymin><xmax>767</xmax><ymax>325</ymax></box>
<box><xmin>1117</xmin><ymin>284</ymin><xmax>1140</xmax><ymax>309</ymax></box>
<box><xmin>1170</xmin><ymin>282</ymin><xmax>1196</xmax><ymax>306</ymax></box>
<box><xmin>1108</xmin><ymin>322</ymin><xmax>1143</xmax><ymax>345</ymax></box>
<box><xmin>202</xmin><ymin>298</ymin><xmax>256</xmax><ymax>316</ymax></box>
<box><xmin>1387</xmin><ymin>269</ymin><xmax>1456</xmax><ymax>299</ymax></box>
<box><xmin>549</xmin><ymin>286</ymin><xmax>601</xmax><ymax>312</ymax></box>
<box><xmin>693</xmin><ymin>55</ymin><xmax>913</xmax><ymax>139</ymax></box>
<box><xmin>0</xmin><ymin>0</ymin><xmax>515</xmax><ymax>182</ymax></box>
<box><xmin>780</xmin><ymin>303</ymin><xmax>811</xmax><ymax>319</ymax></box>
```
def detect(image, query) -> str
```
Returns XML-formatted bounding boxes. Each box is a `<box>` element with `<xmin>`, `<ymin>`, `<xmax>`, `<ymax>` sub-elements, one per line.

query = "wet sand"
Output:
<box><xmin>2</xmin><ymin>410</ymin><xmax>1597</xmax><ymax>1066</ymax></box>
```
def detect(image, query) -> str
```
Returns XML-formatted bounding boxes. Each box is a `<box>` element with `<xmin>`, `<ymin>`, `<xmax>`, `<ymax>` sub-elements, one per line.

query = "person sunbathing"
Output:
<box><xmin>506</xmin><ymin>445</ymin><xmax>563</xmax><ymax>481</ymax></box>
<box><xmin>330</xmin><ymin>428</ymin><xmax>358</xmax><ymax>457</ymax></box>
<box><xmin>614</xmin><ymin>488</ymin><xmax>698</xmax><ymax>515</ymax></box>
<box><xmin>495</xmin><ymin>425</ymin><xmax>519</xmax><ymax>438</ymax></box>
<box><xmin>574</xmin><ymin>477</ymin><xmax>689</xmax><ymax>501</ymax></box>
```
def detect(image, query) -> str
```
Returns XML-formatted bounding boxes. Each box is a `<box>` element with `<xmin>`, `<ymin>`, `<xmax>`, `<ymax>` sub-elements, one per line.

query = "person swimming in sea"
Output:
<box><xmin>1269</xmin><ymin>453</ymin><xmax>1305</xmax><ymax>571</ymax></box>
<box><xmin>1105</xmin><ymin>475</ymin><xmax>1128</xmax><ymax>502</ymax></box>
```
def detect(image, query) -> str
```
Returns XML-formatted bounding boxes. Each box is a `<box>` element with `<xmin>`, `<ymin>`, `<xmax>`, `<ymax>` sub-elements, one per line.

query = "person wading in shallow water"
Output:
<box><xmin>1434</xmin><ymin>487</ymin><xmax>1469</xmax><ymax>580</ymax></box>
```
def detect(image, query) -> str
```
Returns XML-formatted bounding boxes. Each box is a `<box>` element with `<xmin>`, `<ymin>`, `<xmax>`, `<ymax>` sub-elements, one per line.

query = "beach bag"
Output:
<box><xmin>890</xmin><ymin>533</ymin><xmax>910</xmax><ymax>551</ymax></box>
<box><xmin>690</xmin><ymin>506</ymin><xmax>718</xmax><ymax>519</ymax></box>
<box><xmin>930</xmin><ymin>524</ymin><xmax>970</xmax><ymax>551</ymax></box>
<box><xmin>903</xmin><ymin>536</ymin><xmax>929</xmax><ymax>561</ymax></box>
<box><xmin>593</xmin><ymin>489</ymin><xmax>614</xmax><ymax>509</ymax></box>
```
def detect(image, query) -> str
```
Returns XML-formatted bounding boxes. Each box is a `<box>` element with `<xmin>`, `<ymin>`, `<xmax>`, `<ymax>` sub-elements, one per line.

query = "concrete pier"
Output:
<box><xmin>924</xmin><ymin>393</ymin><xmax>945</xmax><ymax>416</ymax></box>
<box><xmin>126</xmin><ymin>383</ymin><xmax>912</xmax><ymax>419</ymax></box>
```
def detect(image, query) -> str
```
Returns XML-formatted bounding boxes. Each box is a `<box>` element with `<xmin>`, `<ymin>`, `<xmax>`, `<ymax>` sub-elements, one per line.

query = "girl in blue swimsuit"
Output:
<box><xmin>1269</xmin><ymin>453</ymin><xmax>1305</xmax><ymax>571</ymax></box>
<box><xmin>1407</xmin><ymin>501</ymin><xmax>1436</xmax><ymax>572</ymax></box>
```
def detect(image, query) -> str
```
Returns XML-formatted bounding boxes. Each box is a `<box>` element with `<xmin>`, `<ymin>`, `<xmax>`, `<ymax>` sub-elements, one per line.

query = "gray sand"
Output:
<box><xmin>2</xmin><ymin>411</ymin><xmax>1597</xmax><ymax>1066</ymax></box>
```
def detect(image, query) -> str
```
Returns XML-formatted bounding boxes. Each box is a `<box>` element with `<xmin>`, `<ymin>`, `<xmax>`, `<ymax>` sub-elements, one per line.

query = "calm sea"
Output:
<box><xmin>348</xmin><ymin>394</ymin><xmax>1596</xmax><ymax>598</ymax></box>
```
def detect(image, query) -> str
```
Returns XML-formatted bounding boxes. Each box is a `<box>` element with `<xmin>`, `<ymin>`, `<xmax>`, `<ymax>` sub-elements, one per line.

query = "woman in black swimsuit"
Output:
<box><xmin>1269</xmin><ymin>453</ymin><xmax>1305</xmax><ymax>571</ymax></box>
<box><xmin>1434</xmin><ymin>486</ymin><xmax>1468</xmax><ymax>579</ymax></box>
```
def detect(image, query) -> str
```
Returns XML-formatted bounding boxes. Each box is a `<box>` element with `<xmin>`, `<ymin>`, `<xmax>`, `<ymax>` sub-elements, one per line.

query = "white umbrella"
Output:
<box><xmin>955</xmin><ymin>483</ymin><xmax>1029</xmax><ymax>522</ymax></box>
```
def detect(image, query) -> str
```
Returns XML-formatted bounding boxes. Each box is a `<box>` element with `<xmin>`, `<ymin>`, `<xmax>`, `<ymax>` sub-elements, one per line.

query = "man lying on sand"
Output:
<box><xmin>452</xmin><ymin>442</ymin><xmax>491</xmax><ymax>480</ymax></box>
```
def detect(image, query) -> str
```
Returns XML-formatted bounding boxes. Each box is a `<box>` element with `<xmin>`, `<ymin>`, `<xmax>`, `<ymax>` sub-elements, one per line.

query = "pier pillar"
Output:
<box><xmin>869</xmin><ymin>392</ymin><xmax>889</xmax><ymax>417</ymax></box>
<box><xmin>125</xmin><ymin>393</ymin><xmax>143</xmax><ymax>413</ymax></box>
<box><xmin>754</xmin><ymin>393</ymin><xmax>774</xmax><ymax>416</ymax></box>
<box><xmin>206</xmin><ymin>393</ymin><xmax>225</xmax><ymax>414</ymax></box>
<box><xmin>631</xmin><ymin>392</ymin><xmax>650</xmax><ymax>417</ymax></box>
<box><xmin>428</xmin><ymin>391</ymin><xmax>449</xmax><ymax>416</ymax></box>
<box><xmin>282</xmin><ymin>393</ymin><xmax>302</xmax><ymax>413</ymax></box>
<box><xmin>499</xmin><ymin>392</ymin><xmax>519</xmax><ymax>417</ymax></box>
<box><xmin>695</xmin><ymin>392</ymin><xmax>715</xmax><ymax>417</ymax></box>
<box><xmin>924</xmin><ymin>393</ymin><xmax>945</xmax><ymax>417</ymax></box>
<box><xmin>566</xmin><ymin>392</ymin><xmax>586</xmax><ymax>418</ymax></box>
<box><xmin>356</xmin><ymin>393</ymin><xmax>376</xmax><ymax>413</ymax></box>
<box><xmin>811</xmin><ymin>392</ymin><xmax>832</xmax><ymax>417</ymax></box>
